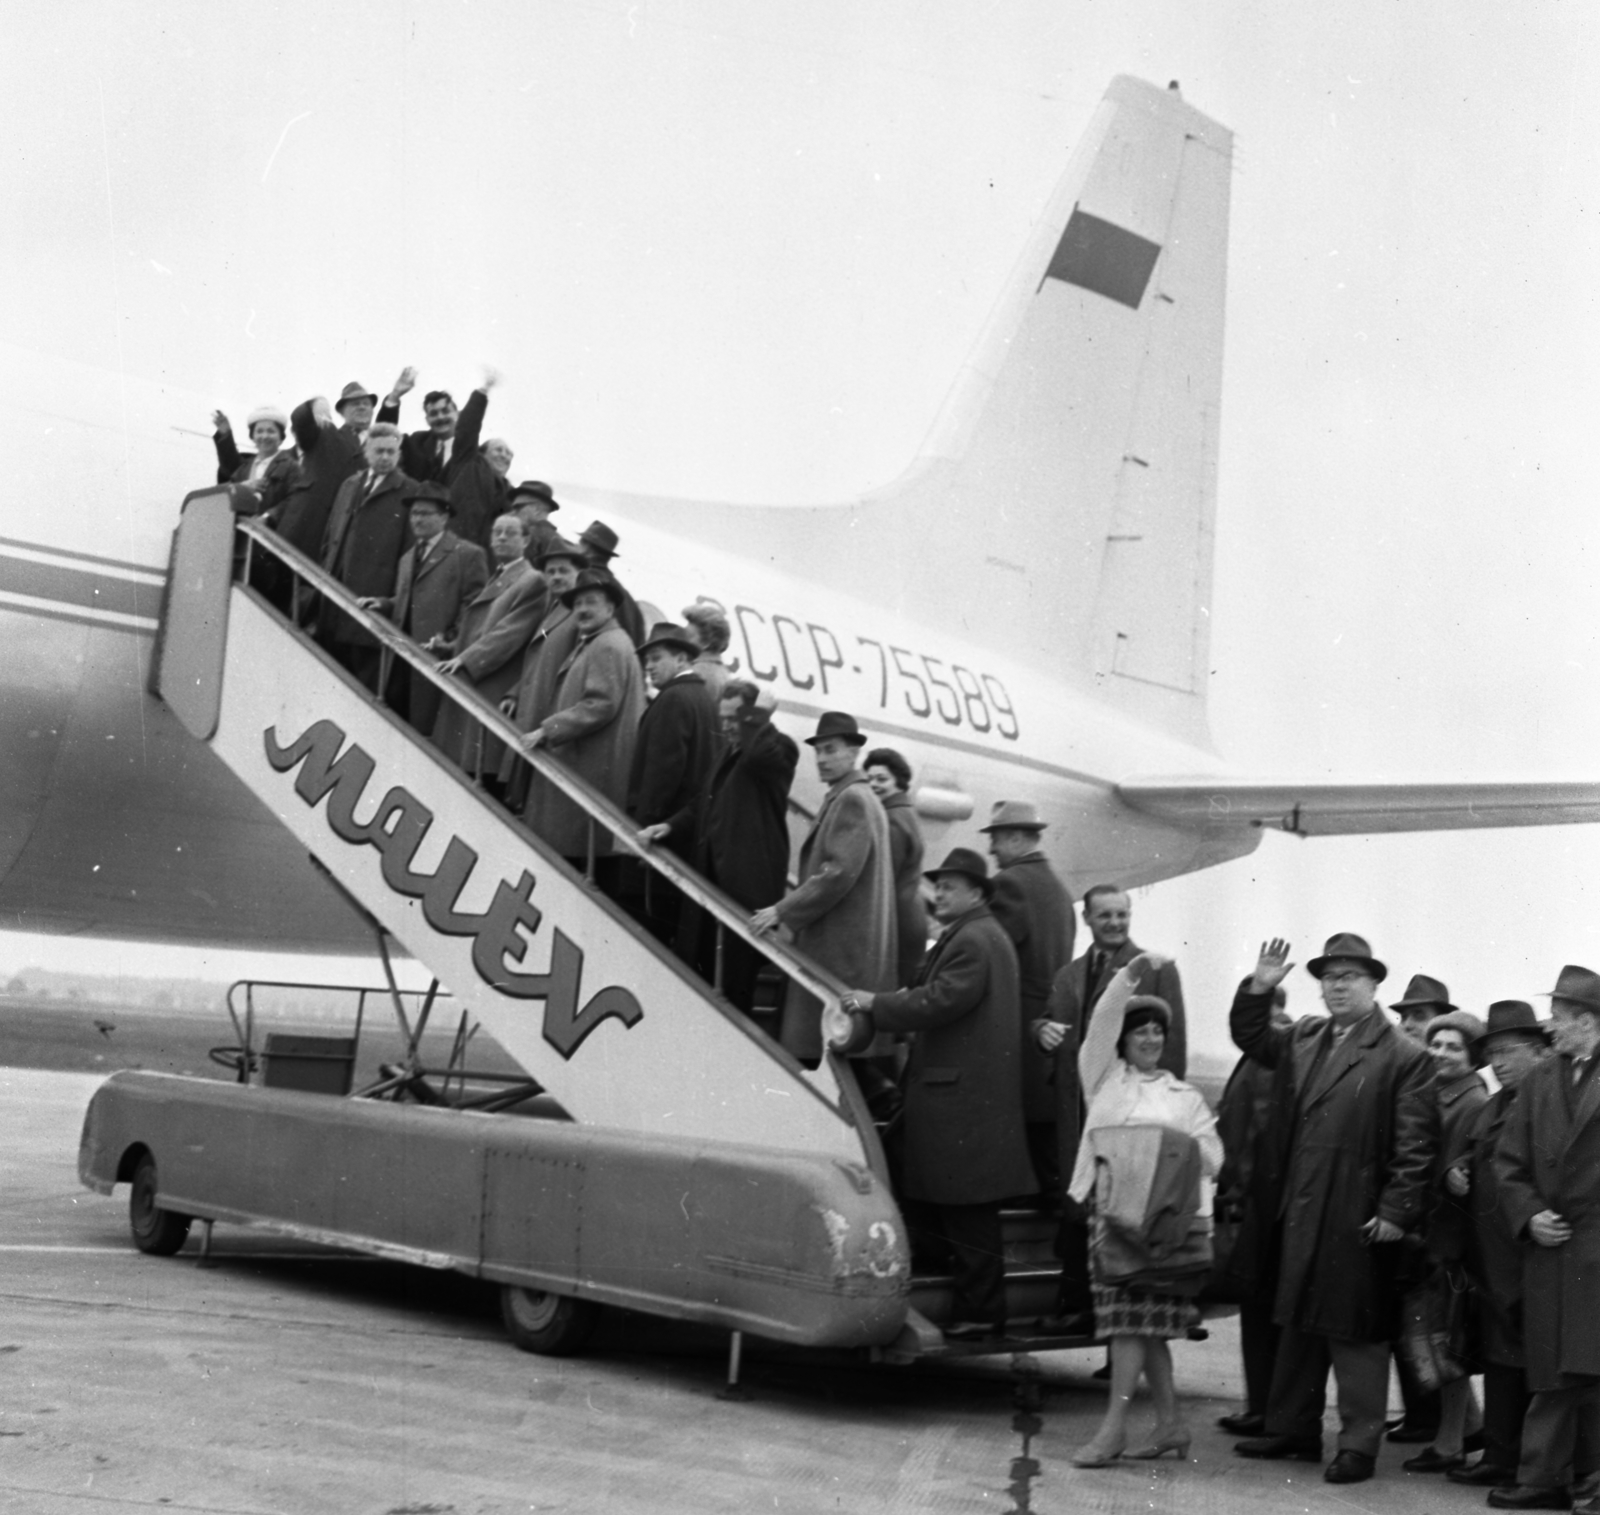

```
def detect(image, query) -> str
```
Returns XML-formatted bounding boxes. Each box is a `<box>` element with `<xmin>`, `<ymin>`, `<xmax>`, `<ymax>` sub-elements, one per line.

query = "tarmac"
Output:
<box><xmin>0</xmin><ymin>1061</ymin><xmax>1510</xmax><ymax>1515</ymax></box>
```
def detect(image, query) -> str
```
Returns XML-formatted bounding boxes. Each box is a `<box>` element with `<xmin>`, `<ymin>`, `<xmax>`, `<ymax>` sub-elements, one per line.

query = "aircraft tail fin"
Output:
<box><xmin>575</xmin><ymin>77</ymin><xmax>1235</xmax><ymax>751</ymax></box>
<box><xmin>891</xmin><ymin>75</ymin><xmax>1234</xmax><ymax>748</ymax></box>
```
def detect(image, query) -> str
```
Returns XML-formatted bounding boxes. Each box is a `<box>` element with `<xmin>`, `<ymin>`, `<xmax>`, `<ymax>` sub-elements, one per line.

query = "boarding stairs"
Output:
<box><xmin>151</xmin><ymin>489</ymin><xmax>1088</xmax><ymax>1356</ymax></box>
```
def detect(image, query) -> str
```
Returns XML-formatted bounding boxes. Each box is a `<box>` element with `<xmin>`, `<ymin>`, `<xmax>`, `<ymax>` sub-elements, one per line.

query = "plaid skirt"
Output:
<box><xmin>1092</xmin><ymin>1285</ymin><xmax>1201</xmax><ymax>1340</ymax></box>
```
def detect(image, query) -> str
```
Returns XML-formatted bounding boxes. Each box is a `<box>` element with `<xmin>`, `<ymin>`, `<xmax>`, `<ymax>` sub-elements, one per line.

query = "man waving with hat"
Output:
<box><xmin>753</xmin><ymin>712</ymin><xmax>895</xmax><ymax>1065</ymax></box>
<box><xmin>835</xmin><ymin>847</ymin><xmax>1037</xmax><ymax>1340</ymax></box>
<box><xmin>1230</xmin><ymin>932</ymin><xmax>1438</xmax><ymax>1485</ymax></box>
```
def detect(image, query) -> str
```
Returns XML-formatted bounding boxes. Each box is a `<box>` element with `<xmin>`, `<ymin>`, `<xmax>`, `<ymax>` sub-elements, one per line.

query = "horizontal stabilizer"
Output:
<box><xmin>1118</xmin><ymin>778</ymin><xmax>1600</xmax><ymax>837</ymax></box>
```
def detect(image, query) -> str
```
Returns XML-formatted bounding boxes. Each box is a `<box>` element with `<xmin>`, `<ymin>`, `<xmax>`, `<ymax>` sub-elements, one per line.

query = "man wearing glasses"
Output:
<box><xmin>1227</xmin><ymin>933</ymin><xmax>1438</xmax><ymax>1486</ymax></box>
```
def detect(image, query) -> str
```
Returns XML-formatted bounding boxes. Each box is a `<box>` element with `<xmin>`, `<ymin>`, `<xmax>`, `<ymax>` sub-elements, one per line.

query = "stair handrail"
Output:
<box><xmin>230</xmin><ymin>512</ymin><xmax>858</xmax><ymax>1046</ymax></box>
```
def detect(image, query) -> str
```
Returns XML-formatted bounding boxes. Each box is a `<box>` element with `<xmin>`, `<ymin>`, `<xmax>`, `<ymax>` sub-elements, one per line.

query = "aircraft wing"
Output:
<box><xmin>1117</xmin><ymin>778</ymin><xmax>1600</xmax><ymax>837</ymax></box>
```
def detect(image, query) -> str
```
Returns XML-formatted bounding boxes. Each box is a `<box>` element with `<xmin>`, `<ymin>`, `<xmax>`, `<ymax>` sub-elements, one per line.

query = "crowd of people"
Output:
<box><xmin>211</xmin><ymin>379</ymin><xmax>1599</xmax><ymax>1503</ymax></box>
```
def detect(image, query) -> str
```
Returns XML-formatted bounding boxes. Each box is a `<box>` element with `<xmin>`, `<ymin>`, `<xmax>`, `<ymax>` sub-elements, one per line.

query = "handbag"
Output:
<box><xmin>1197</xmin><ymin>1197</ymin><xmax>1247</xmax><ymax>1305</ymax></box>
<box><xmin>1397</xmin><ymin>1263</ymin><xmax>1473</xmax><ymax>1391</ymax></box>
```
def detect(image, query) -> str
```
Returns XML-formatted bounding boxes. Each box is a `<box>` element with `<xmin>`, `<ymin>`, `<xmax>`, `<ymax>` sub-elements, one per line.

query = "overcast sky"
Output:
<box><xmin>2</xmin><ymin>2</ymin><xmax>1597</xmax><ymax>1048</ymax></box>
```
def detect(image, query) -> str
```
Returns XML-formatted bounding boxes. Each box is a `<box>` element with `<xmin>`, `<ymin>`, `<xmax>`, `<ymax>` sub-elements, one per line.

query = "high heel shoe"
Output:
<box><xmin>1071</xmin><ymin>1435</ymin><xmax>1128</xmax><ymax>1468</ymax></box>
<box><xmin>1128</xmin><ymin>1425</ymin><xmax>1192</xmax><ymax>1460</ymax></box>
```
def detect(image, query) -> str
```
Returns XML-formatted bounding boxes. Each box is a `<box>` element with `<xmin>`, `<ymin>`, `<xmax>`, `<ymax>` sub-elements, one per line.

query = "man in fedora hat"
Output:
<box><xmin>1380</xmin><ymin>976</ymin><xmax>1459</xmax><ymax>1445</ymax></box>
<box><xmin>364</xmin><ymin>484</ymin><xmax>488</xmax><ymax>733</ymax></box>
<box><xmin>511</xmin><ymin>480</ymin><xmax>562</xmax><ymax>567</ymax></box>
<box><xmin>626</xmin><ymin>623</ymin><xmax>719</xmax><ymax>943</ymax></box>
<box><xmin>982</xmin><ymin>800</ymin><xmax>1074</xmax><ymax>1193</ymax></box>
<box><xmin>334</xmin><ymin>377</ymin><xmax>390</xmax><ymax>446</ymax></box>
<box><xmin>1231</xmin><ymin>933</ymin><xmax>1438</xmax><ymax>1485</ymax></box>
<box><xmin>838</xmin><ymin>847</ymin><xmax>1037</xmax><ymax>1340</ymax></box>
<box><xmin>577</xmin><ymin>519</ymin><xmax>645</xmax><ymax>646</ymax></box>
<box><xmin>752</xmin><ymin>712</ymin><xmax>895</xmax><ymax>1065</ymax></box>
<box><xmin>519</xmin><ymin>570</ymin><xmax>646</xmax><ymax>873</ymax></box>
<box><xmin>1392</xmin><ymin>973</ymin><xmax>1459</xmax><ymax>1045</ymax></box>
<box><xmin>1492</xmin><ymin>966</ymin><xmax>1600</xmax><ymax>1511</ymax></box>
<box><xmin>1444</xmin><ymin>1002</ymin><xmax>1555</xmax><ymax>1492</ymax></box>
<box><xmin>499</xmin><ymin>537</ymin><xmax>587</xmax><ymax>808</ymax></box>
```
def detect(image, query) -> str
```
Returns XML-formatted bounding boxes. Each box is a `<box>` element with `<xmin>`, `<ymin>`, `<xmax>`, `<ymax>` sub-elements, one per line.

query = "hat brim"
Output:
<box><xmin>978</xmin><ymin>821</ymin><xmax>1045</xmax><ymax>834</ymax></box>
<box><xmin>638</xmin><ymin>636</ymin><xmax>700</xmax><ymax>659</ymax></box>
<box><xmin>560</xmin><ymin>583</ymin><xmax>624</xmax><ymax>610</ymax></box>
<box><xmin>805</xmin><ymin>732</ymin><xmax>868</xmax><ymax>748</ymax></box>
<box><xmin>1483</xmin><ymin>1024</ymin><xmax>1553</xmax><ymax>1047</ymax></box>
<box><xmin>1393</xmin><ymin>997</ymin><xmax>1458</xmax><ymax>1014</ymax></box>
<box><xmin>1307</xmin><ymin>955</ymin><xmax>1388</xmax><ymax>984</ymax></box>
<box><xmin>921</xmin><ymin>867</ymin><xmax>993</xmax><ymax>897</ymax></box>
<box><xmin>335</xmin><ymin>393</ymin><xmax>378</xmax><ymax>411</ymax></box>
<box><xmin>536</xmin><ymin>548</ymin><xmax>585</xmax><ymax>568</ymax></box>
<box><xmin>1542</xmin><ymin>990</ymin><xmax>1600</xmax><ymax>1013</ymax></box>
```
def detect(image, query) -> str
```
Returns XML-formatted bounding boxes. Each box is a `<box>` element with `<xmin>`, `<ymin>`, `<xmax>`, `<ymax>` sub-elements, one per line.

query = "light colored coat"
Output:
<box><xmin>431</xmin><ymin>558</ymin><xmax>548</xmax><ymax>772</ymax></box>
<box><xmin>775</xmin><ymin>768</ymin><xmax>895</xmax><ymax>1062</ymax></box>
<box><xmin>521</xmin><ymin>618</ymin><xmax>645</xmax><ymax>858</ymax></box>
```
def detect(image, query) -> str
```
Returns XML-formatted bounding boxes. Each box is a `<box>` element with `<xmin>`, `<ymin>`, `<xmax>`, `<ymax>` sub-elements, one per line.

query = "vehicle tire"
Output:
<box><xmin>128</xmin><ymin>1153</ymin><xmax>192</xmax><ymax>1256</ymax></box>
<box><xmin>500</xmin><ymin>1285</ymin><xmax>599</xmax><ymax>1356</ymax></box>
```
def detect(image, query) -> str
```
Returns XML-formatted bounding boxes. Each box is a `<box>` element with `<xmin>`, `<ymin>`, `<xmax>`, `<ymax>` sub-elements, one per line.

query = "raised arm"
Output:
<box><xmin>1077</xmin><ymin>955</ymin><xmax>1151</xmax><ymax>1098</ymax></box>
<box><xmin>1230</xmin><ymin>938</ymin><xmax>1296</xmax><ymax>1068</ymax></box>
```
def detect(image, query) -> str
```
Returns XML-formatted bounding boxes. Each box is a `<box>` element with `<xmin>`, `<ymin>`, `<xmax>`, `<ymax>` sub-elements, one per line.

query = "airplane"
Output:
<box><xmin>2</xmin><ymin>74</ymin><xmax>1596</xmax><ymax>966</ymax></box>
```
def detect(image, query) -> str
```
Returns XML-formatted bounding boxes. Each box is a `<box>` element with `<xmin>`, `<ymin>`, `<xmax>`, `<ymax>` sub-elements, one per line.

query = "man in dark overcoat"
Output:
<box><xmin>576</xmin><ymin>520</ymin><xmax>646</xmax><ymax>647</ymax></box>
<box><xmin>273</xmin><ymin>395</ymin><xmax>363</xmax><ymax>562</ymax></box>
<box><xmin>656</xmin><ymin>680</ymin><xmax>797</xmax><ymax>1014</ymax></box>
<box><xmin>318</xmin><ymin>422</ymin><xmax>417</xmax><ymax>690</ymax></box>
<box><xmin>1231</xmin><ymin>933</ymin><xmax>1437</xmax><ymax>1486</ymax></box>
<box><xmin>1212</xmin><ymin>986</ymin><xmax>1293</xmax><ymax>1437</ymax></box>
<box><xmin>624</xmin><ymin>623</ymin><xmax>720</xmax><ymax>943</ymax></box>
<box><xmin>1492</xmin><ymin>965</ymin><xmax>1600</xmax><ymax>1511</ymax></box>
<box><xmin>840</xmin><ymin>848</ymin><xmax>1038</xmax><ymax>1340</ymax></box>
<box><xmin>1442</xmin><ymin>1001</ymin><xmax>1552</xmax><ymax>1490</ymax></box>
<box><xmin>982</xmin><ymin>799</ymin><xmax>1074</xmax><ymax>1193</ymax></box>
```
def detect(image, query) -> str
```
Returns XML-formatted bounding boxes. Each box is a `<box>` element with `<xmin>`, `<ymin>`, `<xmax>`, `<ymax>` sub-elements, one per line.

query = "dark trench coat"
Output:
<box><xmin>870</xmin><ymin>905</ymin><xmax>1038</xmax><ymax>1206</ymax></box>
<box><xmin>1231</xmin><ymin>984</ymin><xmax>1438</xmax><ymax>1341</ymax></box>
<box><xmin>1494</xmin><ymin>1054</ymin><xmax>1600</xmax><ymax>1389</ymax></box>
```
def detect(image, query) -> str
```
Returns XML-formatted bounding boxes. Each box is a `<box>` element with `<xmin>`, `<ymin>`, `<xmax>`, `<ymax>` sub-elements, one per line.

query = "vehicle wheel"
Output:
<box><xmin>128</xmin><ymin>1153</ymin><xmax>192</xmax><ymax>1256</ymax></box>
<box><xmin>500</xmin><ymin>1285</ymin><xmax>599</xmax><ymax>1356</ymax></box>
